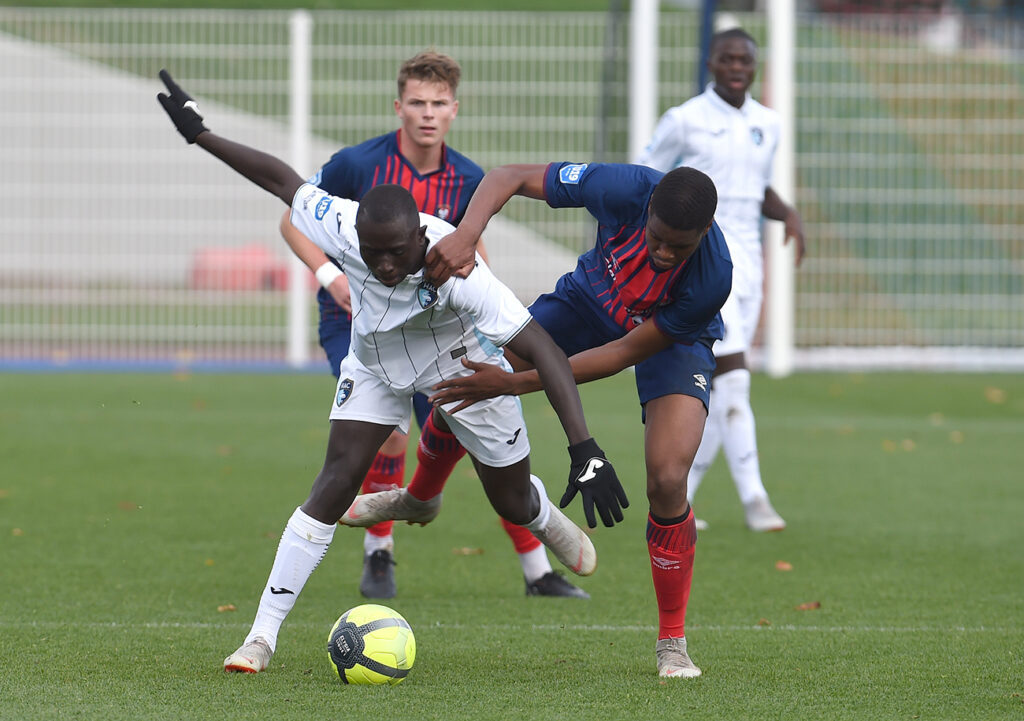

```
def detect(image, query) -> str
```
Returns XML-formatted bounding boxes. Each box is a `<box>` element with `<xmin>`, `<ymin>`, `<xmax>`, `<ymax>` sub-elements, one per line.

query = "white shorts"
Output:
<box><xmin>712</xmin><ymin>282</ymin><xmax>763</xmax><ymax>357</ymax></box>
<box><xmin>329</xmin><ymin>353</ymin><xmax>531</xmax><ymax>468</ymax></box>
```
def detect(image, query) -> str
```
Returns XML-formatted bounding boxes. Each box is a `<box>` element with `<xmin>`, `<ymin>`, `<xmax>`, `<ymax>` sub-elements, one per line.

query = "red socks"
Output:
<box><xmin>361</xmin><ymin>451</ymin><xmax>405</xmax><ymax>537</ymax></box>
<box><xmin>501</xmin><ymin>517</ymin><xmax>542</xmax><ymax>553</ymax></box>
<box><xmin>408</xmin><ymin>413</ymin><xmax>542</xmax><ymax>554</ymax></box>
<box><xmin>647</xmin><ymin>508</ymin><xmax>697</xmax><ymax>639</ymax></box>
<box><xmin>407</xmin><ymin>413</ymin><xmax>466</xmax><ymax>502</ymax></box>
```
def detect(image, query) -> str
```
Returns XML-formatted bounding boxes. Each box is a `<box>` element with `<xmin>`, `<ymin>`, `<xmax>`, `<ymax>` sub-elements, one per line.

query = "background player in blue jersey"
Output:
<box><xmin>280</xmin><ymin>51</ymin><xmax>588</xmax><ymax>600</ymax></box>
<box><xmin>362</xmin><ymin>161</ymin><xmax>732</xmax><ymax>679</ymax></box>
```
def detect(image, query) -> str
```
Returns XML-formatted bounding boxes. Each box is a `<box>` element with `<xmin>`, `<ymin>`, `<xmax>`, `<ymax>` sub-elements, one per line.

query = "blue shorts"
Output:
<box><xmin>318</xmin><ymin>288</ymin><xmax>431</xmax><ymax>428</ymax></box>
<box><xmin>528</xmin><ymin>280</ymin><xmax>716</xmax><ymax>413</ymax></box>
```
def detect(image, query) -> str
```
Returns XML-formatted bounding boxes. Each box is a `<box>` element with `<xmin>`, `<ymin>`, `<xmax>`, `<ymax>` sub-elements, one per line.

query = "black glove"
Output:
<box><xmin>157</xmin><ymin>69</ymin><xmax>208</xmax><ymax>144</ymax></box>
<box><xmin>560</xmin><ymin>438</ymin><xmax>629</xmax><ymax>528</ymax></box>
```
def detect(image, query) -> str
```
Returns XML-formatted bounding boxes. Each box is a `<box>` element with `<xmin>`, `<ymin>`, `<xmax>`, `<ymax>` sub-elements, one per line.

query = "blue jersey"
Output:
<box><xmin>543</xmin><ymin>162</ymin><xmax>731</xmax><ymax>347</ymax></box>
<box><xmin>313</xmin><ymin>130</ymin><xmax>484</xmax><ymax>225</ymax></box>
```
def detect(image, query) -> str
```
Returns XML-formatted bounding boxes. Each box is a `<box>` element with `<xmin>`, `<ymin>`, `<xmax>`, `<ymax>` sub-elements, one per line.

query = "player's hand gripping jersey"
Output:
<box><xmin>543</xmin><ymin>162</ymin><xmax>731</xmax><ymax>348</ymax></box>
<box><xmin>290</xmin><ymin>183</ymin><xmax>530</xmax><ymax>395</ymax></box>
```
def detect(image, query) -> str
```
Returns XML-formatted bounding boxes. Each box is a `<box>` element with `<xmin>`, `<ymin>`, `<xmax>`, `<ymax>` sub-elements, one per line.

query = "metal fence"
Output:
<box><xmin>0</xmin><ymin>8</ymin><xmax>1020</xmax><ymax>369</ymax></box>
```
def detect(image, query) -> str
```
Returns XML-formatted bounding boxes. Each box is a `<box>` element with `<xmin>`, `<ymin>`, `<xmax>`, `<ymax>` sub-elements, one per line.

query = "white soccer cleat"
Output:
<box><xmin>224</xmin><ymin>637</ymin><xmax>273</xmax><ymax>674</ymax></box>
<box><xmin>743</xmin><ymin>496</ymin><xmax>786</xmax><ymax>532</ymax></box>
<box><xmin>655</xmin><ymin>637</ymin><xmax>702</xmax><ymax>679</ymax></box>
<box><xmin>533</xmin><ymin>504</ymin><xmax>596</xmax><ymax>577</ymax></box>
<box><xmin>340</xmin><ymin>488</ymin><xmax>442</xmax><ymax>527</ymax></box>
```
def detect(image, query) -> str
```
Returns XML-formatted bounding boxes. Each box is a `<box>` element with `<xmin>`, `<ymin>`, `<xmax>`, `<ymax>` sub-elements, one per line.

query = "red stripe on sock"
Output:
<box><xmin>407</xmin><ymin>413</ymin><xmax>466</xmax><ymax>502</ymax></box>
<box><xmin>647</xmin><ymin>510</ymin><xmax>696</xmax><ymax>639</ymax></box>
<box><xmin>501</xmin><ymin>517</ymin><xmax>542</xmax><ymax>553</ymax></box>
<box><xmin>361</xmin><ymin>451</ymin><xmax>405</xmax><ymax>537</ymax></box>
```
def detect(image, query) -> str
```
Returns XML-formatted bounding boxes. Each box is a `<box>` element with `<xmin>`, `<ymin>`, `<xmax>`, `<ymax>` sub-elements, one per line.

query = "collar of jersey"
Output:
<box><xmin>705</xmin><ymin>84</ymin><xmax>752</xmax><ymax>117</ymax></box>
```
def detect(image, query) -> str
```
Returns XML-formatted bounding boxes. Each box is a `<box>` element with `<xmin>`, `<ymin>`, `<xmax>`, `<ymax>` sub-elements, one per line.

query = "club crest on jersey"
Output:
<box><xmin>436</xmin><ymin>205</ymin><xmax>451</xmax><ymax>221</ymax></box>
<box><xmin>335</xmin><ymin>378</ymin><xmax>354</xmax><ymax>406</ymax></box>
<box><xmin>750</xmin><ymin>127</ymin><xmax>764</xmax><ymax>146</ymax></box>
<box><xmin>417</xmin><ymin>280</ymin><xmax>439</xmax><ymax>309</ymax></box>
<box><xmin>559</xmin><ymin>163</ymin><xmax>588</xmax><ymax>184</ymax></box>
<box><xmin>314</xmin><ymin>196</ymin><xmax>333</xmax><ymax>220</ymax></box>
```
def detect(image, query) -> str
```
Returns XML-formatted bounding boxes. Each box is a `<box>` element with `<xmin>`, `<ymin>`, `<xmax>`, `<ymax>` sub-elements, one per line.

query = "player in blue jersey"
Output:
<box><xmin>348</xmin><ymin>161</ymin><xmax>731</xmax><ymax>678</ymax></box>
<box><xmin>280</xmin><ymin>51</ymin><xmax>588</xmax><ymax>601</ymax></box>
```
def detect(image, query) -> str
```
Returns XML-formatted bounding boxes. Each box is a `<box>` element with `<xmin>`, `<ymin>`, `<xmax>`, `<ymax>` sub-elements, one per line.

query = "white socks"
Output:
<box><xmin>523</xmin><ymin>474</ymin><xmax>552</xmax><ymax>533</ymax></box>
<box><xmin>244</xmin><ymin>507</ymin><xmax>336</xmax><ymax>652</ymax></box>
<box><xmin>687</xmin><ymin>369</ymin><xmax>768</xmax><ymax>505</ymax></box>
<box><xmin>363</xmin><ymin>531</ymin><xmax>394</xmax><ymax>555</ymax></box>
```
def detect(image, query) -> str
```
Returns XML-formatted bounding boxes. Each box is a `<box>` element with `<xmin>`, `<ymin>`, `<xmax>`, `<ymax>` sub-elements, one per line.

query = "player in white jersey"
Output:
<box><xmin>156</xmin><ymin>70</ymin><xmax>628</xmax><ymax>674</ymax></box>
<box><xmin>637</xmin><ymin>28</ymin><xmax>805</xmax><ymax>532</ymax></box>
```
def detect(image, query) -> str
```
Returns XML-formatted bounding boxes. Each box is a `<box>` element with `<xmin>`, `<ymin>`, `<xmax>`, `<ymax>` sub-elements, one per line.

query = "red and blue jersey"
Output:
<box><xmin>313</xmin><ymin>130</ymin><xmax>484</xmax><ymax>226</ymax></box>
<box><xmin>543</xmin><ymin>162</ymin><xmax>731</xmax><ymax>347</ymax></box>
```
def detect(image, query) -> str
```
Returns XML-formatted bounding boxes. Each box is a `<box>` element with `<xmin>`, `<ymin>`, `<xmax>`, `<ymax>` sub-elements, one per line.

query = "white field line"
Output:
<box><xmin>3</xmin><ymin>620</ymin><xmax>1019</xmax><ymax>634</ymax></box>
<box><xmin>7</xmin><ymin>406</ymin><xmax>1024</xmax><ymax>434</ymax></box>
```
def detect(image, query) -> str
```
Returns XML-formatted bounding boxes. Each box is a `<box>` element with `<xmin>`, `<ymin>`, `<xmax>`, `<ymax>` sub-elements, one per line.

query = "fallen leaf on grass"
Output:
<box><xmin>984</xmin><ymin>386</ymin><xmax>1006</xmax><ymax>404</ymax></box>
<box><xmin>452</xmin><ymin>547</ymin><xmax>485</xmax><ymax>555</ymax></box>
<box><xmin>0</xmin><ymin>489</ymin><xmax>9</xmax><ymax>499</ymax></box>
<box><xmin>217</xmin><ymin>604</ymin><xmax>237</xmax><ymax>613</ymax></box>
<box><xmin>757</xmin><ymin>618</ymin><xmax>772</xmax><ymax>626</ymax></box>
<box><xmin>12</xmin><ymin>528</ymin><xmax>24</xmax><ymax>536</ymax></box>
<box><xmin>204</xmin><ymin>559</ymin><xmax>215</xmax><ymax>566</ymax></box>
<box><xmin>775</xmin><ymin>560</ymin><xmax>793</xmax><ymax>571</ymax></box>
<box><xmin>795</xmin><ymin>601</ymin><xmax>821</xmax><ymax>611</ymax></box>
<box><xmin>117</xmin><ymin>501</ymin><xmax>139</xmax><ymax>511</ymax></box>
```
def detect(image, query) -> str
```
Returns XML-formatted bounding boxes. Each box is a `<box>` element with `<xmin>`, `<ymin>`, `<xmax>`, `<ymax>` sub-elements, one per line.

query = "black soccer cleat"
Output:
<box><xmin>525</xmin><ymin>571</ymin><xmax>590</xmax><ymax>599</ymax></box>
<box><xmin>359</xmin><ymin>549</ymin><xmax>397</xmax><ymax>599</ymax></box>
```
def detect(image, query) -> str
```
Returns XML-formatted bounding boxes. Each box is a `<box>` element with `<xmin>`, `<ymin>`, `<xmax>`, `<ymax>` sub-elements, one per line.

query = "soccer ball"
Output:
<box><xmin>327</xmin><ymin>603</ymin><xmax>416</xmax><ymax>685</ymax></box>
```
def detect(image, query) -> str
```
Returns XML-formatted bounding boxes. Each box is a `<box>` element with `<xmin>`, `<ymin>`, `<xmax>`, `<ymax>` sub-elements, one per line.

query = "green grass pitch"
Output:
<box><xmin>1</xmin><ymin>371</ymin><xmax>1022</xmax><ymax>720</ymax></box>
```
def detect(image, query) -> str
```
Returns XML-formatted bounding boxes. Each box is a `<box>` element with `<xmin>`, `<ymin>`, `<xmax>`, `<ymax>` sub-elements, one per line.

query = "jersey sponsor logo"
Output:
<box><xmin>314</xmin><ymin>195</ymin><xmax>333</xmax><ymax>220</ymax></box>
<box><xmin>576</xmin><ymin>457</ymin><xmax>605</xmax><ymax>484</ymax></box>
<box><xmin>506</xmin><ymin>428</ymin><xmax>522</xmax><ymax>445</ymax></box>
<box><xmin>750</xmin><ymin>127</ymin><xmax>764</xmax><ymax>146</ymax></box>
<box><xmin>693</xmin><ymin>374</ymin><xmax>708</xmax><ymax>392</ymax></box>
<box><xmin>558</xmin><ymin>163</ymin><xmax>588</xmax><ymax>184</ymax></box>
<box><xmin>651</xmin><ymin>555</ymin><xmax>681</xmax><ymax>570</ymax></box>
<box><xmin>417</xmin><ymin>280</ymin><xmax>439</xmax><ymax>309</ymax></box>
<box><xmin>336</xmin><ymin>378</ymin><xmax>354</xmax><ymax>406</ymax></box>
<box><xmin>270</xmin><ymin>586</ymin><xmax>294</xmax><ymax>595</ymax></box>
<box><xmin>436</xmin><ymin>205</ymin><xmax>451</xmax><ymax>221</ymax></box>
<box><xmin>450</xmin><ymin>346</ymin><xmax>467</xmax><ymax>360</ymax></box>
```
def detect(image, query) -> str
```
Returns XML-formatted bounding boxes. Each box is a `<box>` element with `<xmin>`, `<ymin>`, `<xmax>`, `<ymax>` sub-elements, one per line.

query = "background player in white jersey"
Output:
<box><xmin>156</xmin><ymin>70</ymin><xmax>627</xmax><ymax>674</ymax></box>
<box><xmin>637</xmin><ymin>27</ymin><xmax>805</xmax><ymax>532</ymax></box>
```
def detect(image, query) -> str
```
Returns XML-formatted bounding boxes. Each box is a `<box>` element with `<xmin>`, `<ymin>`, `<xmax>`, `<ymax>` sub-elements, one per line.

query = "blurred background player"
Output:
<box><xmin>281</xmin><ymin>50</ymin><xmax>588</xmax><ymax>598</ymax></box>
<box><xmin>352</xmin><ymin>160</ymin><xmax>731</xmax><ymax>678</ymax></box>
<box><xmin>637</xmin><ymin>27</ymin><xmax>806</xmax><ymax>532</ymax></box>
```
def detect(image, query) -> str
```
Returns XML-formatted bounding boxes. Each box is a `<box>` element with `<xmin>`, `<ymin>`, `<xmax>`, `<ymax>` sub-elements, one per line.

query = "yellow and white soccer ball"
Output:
<box><xmin>327</xmin><ymin>603</ymin><xmax>416</xmax><ymax>685</ymax></box>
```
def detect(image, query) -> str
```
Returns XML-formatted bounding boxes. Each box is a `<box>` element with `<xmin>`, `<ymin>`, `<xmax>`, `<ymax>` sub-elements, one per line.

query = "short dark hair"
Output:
<box><xmin>650</xmin><ymin>167</ymin><xmax>718</xmax><ymax>231</ymax></box>
<box><xmin>710</xmin><ymin>27</ymin><xmax>757</xmax><ymax>53</ymax></box>
<box><xmin>397</xmin><ymin>50</ymin><xmax>461</xmax><ymax>98</ymax></box>
<box><xmin>356</xmin><ymin>184</ymin><xmax>420</xmax><ymax>230</ymax></box>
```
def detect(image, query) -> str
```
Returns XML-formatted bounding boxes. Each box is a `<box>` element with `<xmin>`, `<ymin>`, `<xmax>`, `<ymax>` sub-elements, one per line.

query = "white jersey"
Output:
<box><xmin>290</xmin><ymin>183</ymin><xmax>532</xmax><ymax>395</ymax></box>
<box><xmin>637</xmin><ymin>85</ymin><xmax>780</xmax><ymax>295</ymax></box>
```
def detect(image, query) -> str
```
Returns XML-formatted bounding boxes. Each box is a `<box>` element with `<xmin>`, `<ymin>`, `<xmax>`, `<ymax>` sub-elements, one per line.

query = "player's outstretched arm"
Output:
<box><xmin>430</xmin><ymin>319</ymin><xmax>675</xmax><ymax>410</ymax></box>
<box><xmin>504</xmin><ymin>320</ymin><xmax>628</xmax><ymax>528</ymax></box>
<box><xmin>157</xmin><ymin>69</ymin><xmax>303</xmax><ymax>206</ymax></box>
<box><xmin>426</xmin><ymin>164</ymin><xmax>547</xmax><ymax>285</ymax></box>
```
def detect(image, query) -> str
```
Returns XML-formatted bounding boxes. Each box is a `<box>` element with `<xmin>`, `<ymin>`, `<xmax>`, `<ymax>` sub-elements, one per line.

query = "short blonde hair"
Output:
<box><xmin>397</xmin><ymin>51</ymin><xmax>461</xmax><ymax>98</ymax></box>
